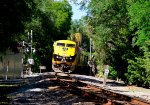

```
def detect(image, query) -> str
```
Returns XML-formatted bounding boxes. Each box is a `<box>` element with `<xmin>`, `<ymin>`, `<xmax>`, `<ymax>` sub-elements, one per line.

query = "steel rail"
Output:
<box><xmin>52</xmin><ymin>72</ymin><xmax>150</xmax><ymax>105</ymax></box>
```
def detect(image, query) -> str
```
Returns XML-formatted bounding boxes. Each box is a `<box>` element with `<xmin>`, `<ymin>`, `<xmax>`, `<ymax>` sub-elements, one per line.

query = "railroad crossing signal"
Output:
<box><xmin>104</xmin><ymin>69</ymin><xmax>109</xmax><ymax>75</ymax></box>
<box><xmin>28</xmin><ymin>59</ymin><xmax>34</xmax><ymax>65</ymax></box>
<box><xmin>103</xmin><ymin>65</ymin><xmax>109</xmax><ymax>85</ymax></box>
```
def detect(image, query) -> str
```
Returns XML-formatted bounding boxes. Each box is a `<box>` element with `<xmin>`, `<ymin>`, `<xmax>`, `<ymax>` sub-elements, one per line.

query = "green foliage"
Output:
<box><xmin>127</xmin><ymin>0</ymin><xmax>150</xmax><ymax>46</ymax></box>
<box><xmin>126</xmin><ymin>59</ymin><xmax>144</xmax><ymax>85</ymax></box>
<box><xmin>69</xmin><ymin>19</ymin><xmax>90</xmax><ymax>52</ymax></box>
<box><xmin>125</xmin><ymin>0</ymin><xmax>150</xmax><ymax>87</ymax></box>
<box><xmin>127</xmin><ymin>56</ymin><xmax>150</xmax><ymax>87</ymax></box>
<box><xmin>0</xmin><ymin>0</ymin><xmax>72</xmax><ymax>72</ymax></box>
<box><xmin>1</xmin><ymin>0</ymin><xmax>149</xmax><ymax>87</ymax></box>
<box><xmin>126</xmin><ymin>40</ymin><xmax>150</xmax><ymax>87</ymax></box>
<box><xmin>87</xmin><ymin>0</ymin><xmax>131</xmax><ymax>81</ymax></box>
<box><xmin>0</xmin><ymin>0</ymin><xmax>35</xmax><ymax>52</ymax></box>
<box><xmin>71</xmin><ymin>0</ymin><xmax>150</xmax><ymax>87</ymax></box>
<box><xmin>26</xmin><ymin>0</ymin><xmax>72</xmax><ymax>71</ymax></box>
<box><xmin>47</xmin><ymin>0</ymin><xmax>72</xmax><ymax>40</ymax></box>
<box><xmin>108</xmin><ymin>66</ymin><xmax>117</xmax><ymax>80</ymax></box>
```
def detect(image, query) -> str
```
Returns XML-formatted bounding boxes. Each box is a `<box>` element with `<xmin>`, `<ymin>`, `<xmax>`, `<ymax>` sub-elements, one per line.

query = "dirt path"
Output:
<box><xmin>8</xmin><ymin>78</ymin><xmax>87</xmax><ymax>105</ymax></box>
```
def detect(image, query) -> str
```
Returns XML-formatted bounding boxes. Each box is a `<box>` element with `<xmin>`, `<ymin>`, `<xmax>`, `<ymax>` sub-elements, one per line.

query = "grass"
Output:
<box><xmin>0</xmin><ymin>84</ymin><xmax>20</xmax><ymax>104</ymax></box>
<box><xmin>0</xmin><ymin>84</ymin><xmax>20</xmax><ymax>94</ymax></box>
<box><xmin>0</xmin><ymin>84</ymin><xmax>18</xmax><ymax>87</ymax></box>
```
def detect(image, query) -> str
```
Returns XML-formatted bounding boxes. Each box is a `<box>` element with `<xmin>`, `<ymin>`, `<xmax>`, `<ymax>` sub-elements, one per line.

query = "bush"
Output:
<box><xmin>108</xmin><ymin>66</ymin><xmax>117</xmax><ymax>80</ymax></box>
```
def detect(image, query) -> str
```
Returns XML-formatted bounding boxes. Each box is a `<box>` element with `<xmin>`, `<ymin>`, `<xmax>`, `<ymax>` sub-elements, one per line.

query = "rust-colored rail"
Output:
<box><xmin>52</xmin><ymin>72</ymin><xmax>150</xmax><ymax>105</ymax></box>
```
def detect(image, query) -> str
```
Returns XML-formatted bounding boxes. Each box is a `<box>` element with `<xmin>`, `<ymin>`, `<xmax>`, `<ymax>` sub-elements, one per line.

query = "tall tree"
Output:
<box><xmin>126</xmin><ymin>0</ymin><xmax>150</xmax><ymax>87</ymax></box>
<box><xmin>71</xmin><ymin>0</ymin><xmax>150</xmax><ymax>86</ymax></box>
<box><xmin>69</xmin><ymin>19</ymin><xmax>90</xmax><ymax>52</ymax></box>
<box><xmin>24</xmin><ymin>0</ymin><xmax>72</xmax><ymax>71</ymax></box>
<box><xmin>48</xmin><ymin>0</ymin><xmax>72</xmax><ymax>40</ymax></box>
<box><xmin>0</xmin><ymin>0</ymin><xmax>35</xmax><ymax>52</ymax></box>
<box><xmin>87</xmin><ymin>0</ymin><xmax>131</xmax><ymax>80</ymax></box>
<box><xmin>0</xmin><ymin>0</ymin><xmax>72</xmax><ymax>71</ymax></box>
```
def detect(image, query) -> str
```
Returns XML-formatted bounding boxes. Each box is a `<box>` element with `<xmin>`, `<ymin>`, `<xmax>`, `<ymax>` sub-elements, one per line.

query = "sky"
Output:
<box><xmin>70</xmin><ymin>2</ymin><xmax>87</xmax><ymax>20</ymax></box>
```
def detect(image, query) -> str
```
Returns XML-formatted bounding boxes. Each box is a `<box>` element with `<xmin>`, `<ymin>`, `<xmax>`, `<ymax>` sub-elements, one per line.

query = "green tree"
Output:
<box><xmin>0</xmin><ymin>0</ymin><xmax>35</xmax><ymax>52</ymax></box>
<box><xmin>72</xmin><ymin>0</ymin><xmax>150</xmax><ymax>86</ymax></box>
<box><xmin>87</xmin><ymin>0</ymin><xmax>131</xmax><ymax>80</ymax></box>
<box><xmin>126</xmin><ymin>0</ymin><xmax>150</xmax><ymax>87</ymax></box>
<box><xmin>48</xmin><ymin>0</ymin><xmax>72</xmax><ymax>40</ymax></box>
<box><xmin>69</xmin><ymin>19</ymin><xmax>90</xmax><ymax>52</ymax></box>
<box><xmin>0</xmin><ymin>0</ymin><xmax>72</xmax><ymax>72</ymax></box>
<box><xmin>24</xmin><ymin>0</ymin><xmax>72</xmax><ymax>71</ymax></box>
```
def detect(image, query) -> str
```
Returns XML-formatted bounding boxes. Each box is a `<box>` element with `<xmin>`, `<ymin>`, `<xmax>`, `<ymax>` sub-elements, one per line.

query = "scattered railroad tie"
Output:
<box><xmin>3</xmin><ymin>72</ymin><xmax>149</xmax><ymax>105</ymax></box>
<box><xmin>53</xmin><ymin>72</ymin><xmax>150</xmax><ymax>105</ymax></box>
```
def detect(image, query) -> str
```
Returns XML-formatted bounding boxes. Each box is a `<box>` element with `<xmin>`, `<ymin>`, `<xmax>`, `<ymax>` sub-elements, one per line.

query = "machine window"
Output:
<box><xmin>66</xmin><ymin>44</ymin><xmax>75</xmax><ymax>48</ymax></box>
<box><xmin>57</xmin><ymin>43</ymin><xmax>65</xmax><ymax>47</ymax></box>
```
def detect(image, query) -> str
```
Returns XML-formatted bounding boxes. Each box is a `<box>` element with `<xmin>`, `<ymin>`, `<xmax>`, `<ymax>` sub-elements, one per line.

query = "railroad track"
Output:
<box><xmin>51</xmin><ymin>72</ymin><xmax>150</xmax><ymax>105</ymax></box>
<box><xmin>1</xmin><ymin>72</ymin><xmax>150</xmax><ymax>105</ymax></box>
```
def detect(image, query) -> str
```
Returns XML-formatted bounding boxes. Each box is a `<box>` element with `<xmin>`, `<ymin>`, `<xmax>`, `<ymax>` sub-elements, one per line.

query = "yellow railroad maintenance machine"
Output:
<box><xmin>52</xmin><ymin>33</ymin><xmax>89</xmax><ymax>73</ymax></box>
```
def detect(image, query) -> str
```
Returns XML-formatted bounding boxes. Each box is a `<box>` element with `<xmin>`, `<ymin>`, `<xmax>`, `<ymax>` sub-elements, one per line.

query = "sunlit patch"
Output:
<box><xmin>27</xmin><ymin>88</ymin><xmax>44</xmax><ymax>92</ymax></box>
<box><xmin>73</xmin><ymin>102</ymin><xmax>95</xmax><ymax>105</ymax></box>
<box><xmin>48</xmin><ymin>86</ymin><xmax>60</xmax><ymax>90</ymax></box>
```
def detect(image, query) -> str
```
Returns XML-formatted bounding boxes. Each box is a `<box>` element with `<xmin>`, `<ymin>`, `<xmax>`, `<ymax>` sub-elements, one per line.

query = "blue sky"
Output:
<box><xmin>70</xmin><ymin>2</ymin><xmax>87</xmax><ymax>20</ymax></box>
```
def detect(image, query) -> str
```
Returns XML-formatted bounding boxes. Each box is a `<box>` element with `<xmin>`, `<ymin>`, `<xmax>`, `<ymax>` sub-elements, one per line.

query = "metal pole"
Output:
<box><xmin>28</xmin><ymin>32</ymin><xmax>30</xmax><ymax>40</ymax></box>
<box><xmin>6</xmin><ymin>64</ymin><xmax>8</xmax><ymax>80</ymax></box>
<box><xmin>28</xmin><ymin>30</ymin><xmax>33</xmax><ymax>75</ymax></box>
<box><xmin>89</xmin><ymin>37</ymin><xmax>92</xmax><ymax>75</ymax></box>
<box><xmin>5</xmin><ymin>61</ymin><xmax>9</xmax><ymax>80</ymax></box>
<box><xmin>103</xmin><ymin>65</ymin><xmax>109</xmax><ymax>85</ymax></box>
<box><xmin>88</xmin><ymin>25</ymin><xmax>93</xmax><ymax>76</ymax></box>
<box><xmin>90</xmin><ymin>37</ymin><xmax>92</xmax><ymax>60</ymax></box>
<box><xmin>30</xmin><ymin>30</ymin><xmax>33</xmax><ymax>58</ymax></box>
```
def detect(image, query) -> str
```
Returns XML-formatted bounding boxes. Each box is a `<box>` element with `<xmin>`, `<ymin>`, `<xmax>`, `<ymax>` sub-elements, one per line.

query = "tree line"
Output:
<box><xmin>0</xmin><ymin>0</ymin><xmax>72</xmax><ymax>71</ymax></box>
<box><xmin>0</xmin><ymin>0</ymin><xmax>149</xmax><ymax>87</ymax></box>
<box><xmin>71</xmin><ymin>0</ymin><xmax>150</xmax><ymax>87</ymax></box>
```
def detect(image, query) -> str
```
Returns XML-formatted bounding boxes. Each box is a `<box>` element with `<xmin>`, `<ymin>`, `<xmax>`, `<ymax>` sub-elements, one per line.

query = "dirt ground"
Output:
<box><xmin>71</xmin><ymin>74</ymin><xmax>150</xmax><ymax>103</ymax></box>
<box><xmin>1</xmin><ymin>73</ymin><xmax>150</xmax><ymax>104</ymax></box>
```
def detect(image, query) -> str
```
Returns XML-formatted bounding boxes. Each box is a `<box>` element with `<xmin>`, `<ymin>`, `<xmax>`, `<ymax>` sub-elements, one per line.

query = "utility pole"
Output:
<box><xmin>88</xmin><ymin>25</ymin><xmax>93</xmax><ymax>60</ymax></box>
<box><xmin>90</xmin><ymin>38</ymin><xmax>92</xmax><ymax>60</ymax></box>
<box><xmin>103</xmin><ymin>65</ymin><xmax>109</xmax><ymax>85</ymax></box>
<box><xmin>88</xmin><ymin>37</ymin><xmax>92</xmax><ymax>76</ymax></box>
<box><xmin>30</xmin><ymin>30</ymin><xmax>33</xmax><ymax>58</ymax></box>
<box><xmin>21</xmin><ymin>30</ymin><xmax>35</xmax><ymax>76</ymax></box>
<box><xmin>88</xmin><ymin>25</ymin><xmax>93</xmax><ymax>76</ymax></box>
<box><xmin>28</xmin><ymin>30</ymin><xmax>34</xmax><ymax>75</ymax></box>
